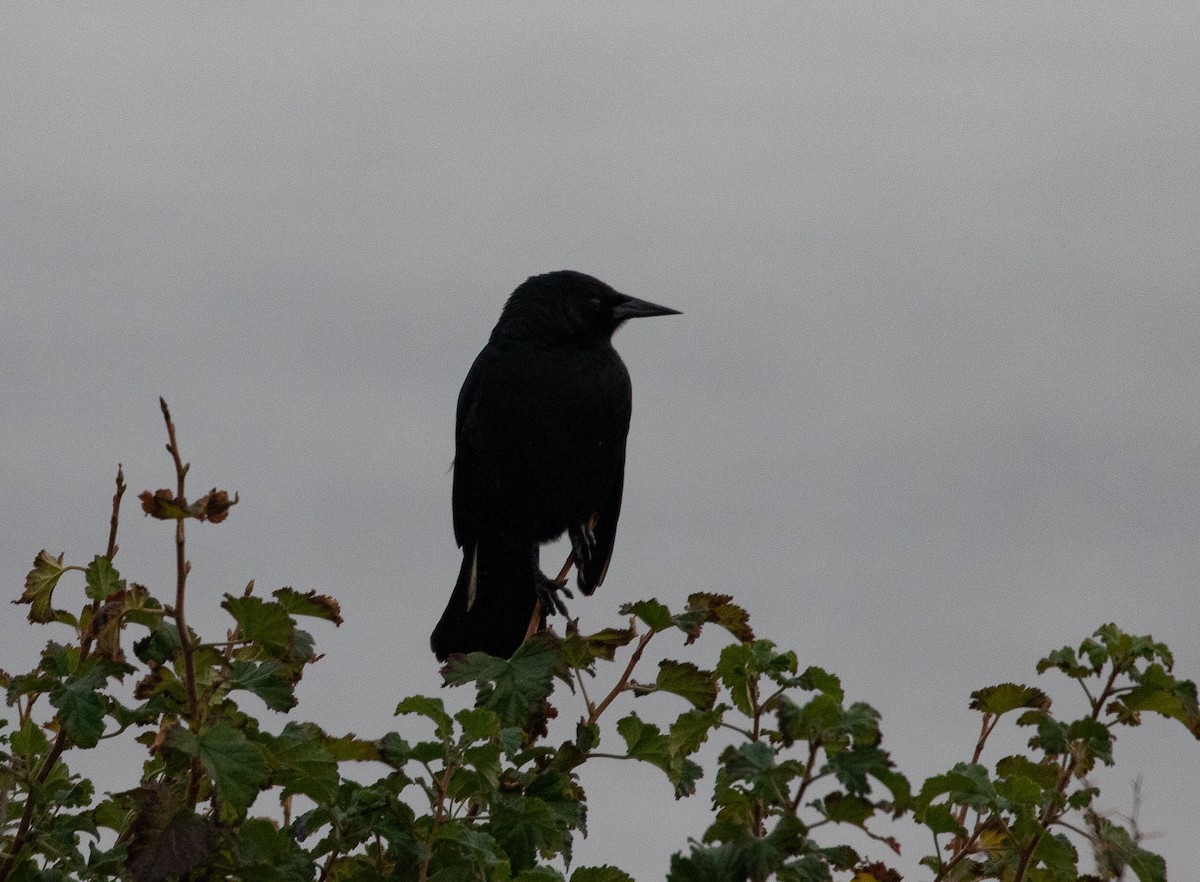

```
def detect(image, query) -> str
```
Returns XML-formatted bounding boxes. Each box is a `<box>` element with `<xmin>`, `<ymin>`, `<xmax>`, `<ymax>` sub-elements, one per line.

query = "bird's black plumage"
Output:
<box><xmin>431</xmin><ymin>270</ymin><xmax>680</xmax><ymax>660</ymax></box>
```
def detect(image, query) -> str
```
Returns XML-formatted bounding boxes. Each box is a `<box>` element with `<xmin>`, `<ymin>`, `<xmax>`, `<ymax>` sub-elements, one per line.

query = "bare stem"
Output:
<box><xmin>158</xmin><ymin>398</ymin><xmax>202</xmax><ymax>807</ymax></box>
<box><xmin>587</xmin><ymin>629</ymin><xmax>655</xmax><ymax>725</ymax></box>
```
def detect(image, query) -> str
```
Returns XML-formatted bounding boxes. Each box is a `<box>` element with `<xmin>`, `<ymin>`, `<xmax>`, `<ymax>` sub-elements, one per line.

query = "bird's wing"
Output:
<box><xmin>576</xmin><ymin>451</ymin><xmax>625</xmax><ymax>596</ymax></box>
<box><xmin>451</xmin><ymin>351</ymin><xmax>488</xmax><ymax>549</ymax></box>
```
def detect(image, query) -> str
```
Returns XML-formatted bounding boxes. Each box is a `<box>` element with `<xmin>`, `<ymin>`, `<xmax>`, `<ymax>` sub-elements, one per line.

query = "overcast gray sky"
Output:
<box><xmin>3</xmin><ymin>4</ymin><xmax>1199</xmax><ymax>878</ymax></box>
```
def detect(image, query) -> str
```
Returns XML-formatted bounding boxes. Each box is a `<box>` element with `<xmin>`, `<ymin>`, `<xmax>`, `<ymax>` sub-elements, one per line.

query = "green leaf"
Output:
<box><xmin>667</xmin><ymin>841</ymin><xmax>749</xmax><ymax>882</ymax></box>
<box><xmin>644</xmin><ymin>660</ymin><xmax>719</xmax><ymax>710</ymax></box>
<box><xmin>427</xmin><ymin>821</ymin><xmax>508</xmax><ymax>878</ymax></box>
<box><xmin>1036</xmin><ymin>646</ymin><xmax>1091</xmax><ymax>678</ymax></box>
<box><xmin>395</xmin><ymin>695</ymin><xmax>454</xmax><ymax>740</ymax></box>
<box><xmin>561</xmin><ymin>626</ymin><xmax>637</xmax><ymax>668</ymax></box>
<box><xmin>50</xmin><ymin>664</ymin><xmax>112</xmax><ymax>748</ymax></box>
<box><xmin>617</xmin><ymin>714</ymin><xmax>670</xmax><ymax>769</ymax></box>
<box><xmin>995</xmin><ymin>754</ymin><xmax>1058</xmax><ymax>786</ymax></box>
<box><xmin>515</xmin><ymin>869</ymin><xmax>567</xmax><ymax>882</ymax></box>
<box><xmin>821</xmin><ymin>791</ymin><xmax>874</xmax><ymax>826</ymax></box>
<box><xmin>1032</xmin><ymin>831</ymin><xmax>1079</xmax><ymax>880</ymax></box>
<box><xmin>1128</xmin><ymin>847</ymin><xmax>1167</xmax><ymax>882</ymax></box>
<box><xmin>222</xmin><ymin>594</ymin><xmax>295</xmax><ymax>656</ymax></box>
<box><xmin>826</xmin><ymin>746</ymin><xmax>893</xmax><ymax>797</ymax></box>
<box><xmin>1113</xmin><ymin>666</ymin><xmax>1200</xmax><ymax>737</ymax></box>
<box><xmin>620</xmin><ymin>598</ymin><xmax>673</xmax><ymax>633</ymax></box>
<box><xmin>456</xmin><ymin>706</ymin><xmax>501</xmax><ymax>743</ymax></box>
<box><xmin>84</xmin><ymin>555</ymin><xmax>123</xmax><ymax>601</ymax></box>
<box><xmin>797</xmin><ymin>666</ymin><xmax>844</xmax><ymax>700</ymax></box>
<box><xmin>489</xmin><ymin>795</ymin><xmax>562</xmax><ymax>873</ymax></box>
<box><xmin>675</xmin><ymin>593</ymin><xmax>755</xmax><ymax>644</ymax></box>
<box><xmin>669</xmin><ymin>707</ymin><xmax>724</xmax><ymax>757</ymax></box>
<box><xmin>969</xmin><ymin>683</ymin><xmax>1051</xmax><ymax>716</ymax></box>
<box><xmin>266</xmin><ymin>722</ymin><xmax>339</xmax><ymax>804</ymax></box>
<box><xmin>171</xmin><ymin>722</ymin><xmax>270</xmax><ymax>820</ymax></box>
<box><xmin>233</xmin><ymin>817</ymin><xmax>314</xmax><ymax>882</ymax></box>
<box><xmin>324</xmin><ymin>731</ymin><xmax>381</xmax><ymax>762</ymax></box>
<box><xmin>441</xmin><ymin>634</ymin><xmax>566</xmax><ymax>730</ymax></box>
<box><xmin>271</xmin><ymin>587</ymin><xmax>343</xmax><ymax>626</ymax></box>
<box><xmin>17</xmin><ymin>550</ymin><xmax>68</xmax><ymax>623</ymax></box>
<box><xmin>134</xmin><ymin>624</ymin><xmax>183</xmax><ymax>665</ymax></box>
<box><xmin>228</xmin><ymin>660</ymin><xmax>296</xmax><ymax>712</ymax></box>
<box><xmin>919</xmin><ymin>802</ymin><xmax>965</xmax><ymax>835</ymax></box>
<box><xmin>571</xmin><ymin>868</ymin><xmax>635</xmax><ymax>882</ymax></box>
<box><xmin>916</xmin><ymin>763</ymin><xmax>999</xmax><ymax>813</ymax></box>
<box><xmin>716</xmin><ymin>643</ymin><xmax>759</xmax><ymax>716</ymax></box>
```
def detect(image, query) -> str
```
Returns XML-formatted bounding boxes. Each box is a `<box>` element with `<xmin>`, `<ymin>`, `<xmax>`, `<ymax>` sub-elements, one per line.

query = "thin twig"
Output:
<box><xmin>587</xmin><ymin>629</ymin><xmax>655</xmax><ymax>725</ymax></box>
<box><xmin>158</xmin><ymin>398</ymin><xmax>202</xmax><ymax>808</ymax></box>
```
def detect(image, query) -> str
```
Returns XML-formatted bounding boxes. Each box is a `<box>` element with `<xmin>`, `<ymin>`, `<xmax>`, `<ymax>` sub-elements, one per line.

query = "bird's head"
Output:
<box><xmin>494</xmin><ymin>270</ymin><xmax>681</xmax><ymax>344</ymax></box>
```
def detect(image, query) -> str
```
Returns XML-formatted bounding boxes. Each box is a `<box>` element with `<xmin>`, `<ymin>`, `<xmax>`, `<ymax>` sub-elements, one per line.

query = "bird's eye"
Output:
<box><xmin>588</xmin><ymin>296</ymin><xmax>602</xmax><ymax>307</ymax></box>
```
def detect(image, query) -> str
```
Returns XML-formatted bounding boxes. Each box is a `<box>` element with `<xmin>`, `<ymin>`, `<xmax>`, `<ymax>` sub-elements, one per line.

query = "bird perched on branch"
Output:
<box><xmin>431</xmin><ymin>270</ymin><xmax>680</xmax><ymax>660</ymax></box>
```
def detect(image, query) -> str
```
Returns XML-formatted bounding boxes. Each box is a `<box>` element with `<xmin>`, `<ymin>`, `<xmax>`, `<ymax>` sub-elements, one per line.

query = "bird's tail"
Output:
<box><xmin>430</xmin><ymin>537</ymin><xmax>540</xmax><ymax>661</ymax></box>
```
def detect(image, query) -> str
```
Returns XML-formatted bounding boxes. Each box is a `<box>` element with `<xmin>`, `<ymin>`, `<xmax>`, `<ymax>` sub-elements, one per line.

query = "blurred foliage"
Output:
<box><xmin>3</xmin><ymin>406</ymin><xmax>1197</xmax><ymax>881</ymax></box>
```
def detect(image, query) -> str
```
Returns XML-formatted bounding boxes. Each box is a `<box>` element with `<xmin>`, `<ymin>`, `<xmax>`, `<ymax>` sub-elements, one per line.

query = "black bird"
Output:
<box><xmin>431</xmin><ymin>270</ymin><xmax>680</xmax><ymax>660</ymax></box>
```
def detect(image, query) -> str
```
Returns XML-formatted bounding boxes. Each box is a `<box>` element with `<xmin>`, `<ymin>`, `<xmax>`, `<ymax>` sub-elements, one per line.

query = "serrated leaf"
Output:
<box><xmin>441</xmin><ymin>634</ymin><xmax>566</xmax><ymax>731</ymax></box>
<box><xmin>222</xmin><ymin>594</ymin><xmax>295</xmax><ymax>656</ymax></box>
<box><xmin>16</xmin><ymin>550</ymin><xmax>68</xmax><ymax>623</ymax></box>
<box><xmin>50</xmin><ymin>664</ymin><xmax>112</xmax><ymax>748</ymax></box>
<box><xmin>84</xmin><ymin>555</ymin><xmax>123</xmax><ymax>601</ymax></box>
<box><xmin>134</xmin><ymin>623</ymin><xmax>183</xmax><ymax>666</ymax></box>
<box><xmin>456</xmin><ymin>707</ymin><xmax>501</xmax><ymax>743</ymax></box>
<box><xmin>995</xmin><ymin>754</ymin><xmax>1059</xmax><ymax>789</ymax></box>
<box><xmin>617</xmin><ymin>714</ymin><xmax>670</xmax><ymax>768</ymax></box>
<box><xmin>489</xmin><ymin>795</ymin><xmax>562</xmax><ymax>873</ymax></box>
<box><xmin>620</xmin><ymin>599</ymin><xmax>673</xmax><ymax>632</ymax></box>
<box><xmin>1032</xmin><ymin>831</ymin><xmax>1079</xmax><ymax>880</ymax></box>
<box><xmin>827</xmin><ymin>746</ymin><xmax>892</xmax><ymax>797</ymax></box>
<box><xmin>234</xmin><ymin>817</ymin><xmax>313</xmax><ymax>882</ymax></box>
<box><xmin>669</xmin><ymin>707</ymin><xmax>724</xmax><ymax>757</ymax></box>
<box><xmin>1128</xmin><ymin>847</ymin><xmax>1167</xmax><ymax>882</ymax></box>
<box><xmin>1037</xmin><ymin>646</ymin><xmax>1091</xmax><ymax>678</ymax></box>
<box><xmin>822</xmin><ymin>791</ymin><xmax>874</xmax><ymax>826</ymax></box>
<box><xmin>428</xmin><ymin>821</ymin><xmax>507</xmax><ymax>876</ymax></box>
<box><xmin>272</xmin><ymin>587</ymin><xmax>343</xmax><ymax>626</ymax></box>
<box><xmin>644</xmin><ymin>660</ymin><xmax>719</xmax><ymax>710</ymax></box>
<box><xmin>515</xmin><ymin>868</ymin><xmax>567</xmax><ymax>882</ymax></box>
<box><xmin>970</xmin><ymin>683</ymin><xmax>1052</xmax><ymax>716</ymax></box>
<box><xmin>324</xmin><ymin>731</ymin><xmax>380</xmax><ymax>762</ymax></box>
<box><xmin>265</xmin><ymin>722</ymin><xmax>339</xmax><ymax>804</ymax></box>
<box><xmin>171</xmin><ymin>723</ymin><xmax>269</xmax><ymax>820</ymax></box>
<box><xmin>919</xmin><ymin>802</ymin><xmax>966</xmax><ymax>835</ymax></box>
<box><xmin>377</xmin><ymin>731</ymin><xmax>413</xmax><ymax>767</ymax></box>
<box><xmin>570</xmin><ymin>868</ymin><xmax>635</xmax><ymax>882</ymax></box>
<box><xmin>561</xmin><ymin>626</ymin><xmax>637</xmax><ymax>667</ymax></box>
<box><xmin>797</xmin><ymin>666</ymin><xmax>844</xmax><ymax>700</ymax></box>
<box><xmin>228</xmin><ymin>660</ymin><xmax>296</xmax><ymax>712</ymax></box>
<box><xmin>683</xmin><ymin>592</ymin><xmax>755</xmax><ymax>643</ymax></box>
<box><xmin>395</xmin><ymin>695</ymin><xmax>454</xmax><ymax>740</ymax></box>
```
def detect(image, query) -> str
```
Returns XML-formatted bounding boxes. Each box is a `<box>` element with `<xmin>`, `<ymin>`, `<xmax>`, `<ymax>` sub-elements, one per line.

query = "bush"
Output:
<box><xmin>3</xmin><ymin>401</ymin><xmax>1198</xmax><ymax>882</ymax></box>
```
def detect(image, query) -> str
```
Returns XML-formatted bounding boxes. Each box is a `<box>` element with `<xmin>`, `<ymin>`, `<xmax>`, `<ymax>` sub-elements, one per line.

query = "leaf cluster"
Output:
<box><xmin>3</xmin><ymin>406</ymin><xmax>1198</xmax><ymax>882</ymax></box>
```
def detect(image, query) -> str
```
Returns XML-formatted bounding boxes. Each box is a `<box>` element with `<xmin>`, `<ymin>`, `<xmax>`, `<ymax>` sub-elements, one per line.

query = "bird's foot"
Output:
<box><xmin>569</xmin><ymin>520</ymin><xmax>597</xmax><ymax>566</ymax></box>
<box><xmin>535</xmin><ymin>571</ymin><xmax>574</xmax><ymax>618</ymax></box>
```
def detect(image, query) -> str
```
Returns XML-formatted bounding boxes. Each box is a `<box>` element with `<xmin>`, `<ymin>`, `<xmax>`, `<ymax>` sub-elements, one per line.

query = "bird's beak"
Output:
<box><xmin>612</xmin><ymin>294</ymin><xmax>682</xmax><ymax>321</ymax></box>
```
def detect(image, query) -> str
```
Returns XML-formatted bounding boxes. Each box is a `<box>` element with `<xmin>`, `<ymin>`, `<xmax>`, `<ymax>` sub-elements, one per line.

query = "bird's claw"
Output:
<box><xmin>536</xmin><ymin>572</ymin><xmax>574</xmax><ymax>618</ymax></box>
<box><xmin>569</xmin><ymin>521</ymin><xmax>597</xmax><ymax>566</ymax></box>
